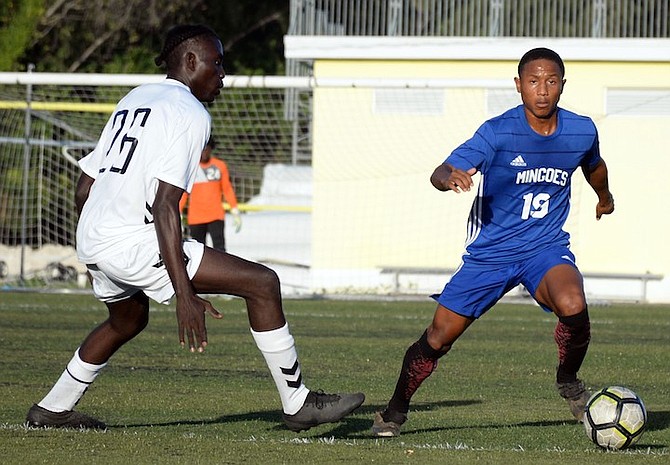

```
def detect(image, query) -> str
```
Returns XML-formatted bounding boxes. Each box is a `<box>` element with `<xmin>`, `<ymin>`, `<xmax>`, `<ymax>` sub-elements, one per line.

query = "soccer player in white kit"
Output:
<box><xmin>26</xmin><ymin>24</ymin><xmax>363</xmax><ymax>432</ymax></box>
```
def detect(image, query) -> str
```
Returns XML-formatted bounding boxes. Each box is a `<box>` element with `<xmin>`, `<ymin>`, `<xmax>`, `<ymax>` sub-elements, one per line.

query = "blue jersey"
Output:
<box><xmin>446</xmin><ymin>105</ymin><xmax>601</xmax><ymax>264</ymax></box>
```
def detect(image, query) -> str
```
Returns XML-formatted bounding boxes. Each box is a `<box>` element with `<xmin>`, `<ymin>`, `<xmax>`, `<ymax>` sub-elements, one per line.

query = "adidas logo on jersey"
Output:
<box><xmin>510</xmin><ymin>155</ymin><xmax>527</xmax><ymax>167</ymax></box>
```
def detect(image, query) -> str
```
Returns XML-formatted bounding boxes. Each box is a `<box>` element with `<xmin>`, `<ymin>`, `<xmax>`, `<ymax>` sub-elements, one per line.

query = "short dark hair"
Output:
<box><xmin>154</xmin><ymin>24</ymin><xmax>218</xmax><ymax>67</ymax></box>
<box><xmin>206</xmin><ymin>136</ymin><xmax>217</xmax><ymax>149</ymax></box>
<box><xmin>518</xmin><ymin>47</ymin><xmax>565</xmax><ymax>78</ymax></box>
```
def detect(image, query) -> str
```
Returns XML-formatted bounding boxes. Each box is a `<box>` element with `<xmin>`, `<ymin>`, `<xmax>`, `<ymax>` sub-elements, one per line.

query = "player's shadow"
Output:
<box><xmin>116</xmin><ymin>399</ymin><xmax>480</xmax><ymax>436</ymax></box>
<box><xmin>294</xmin><ymin>399</ymin><xmax>482</xmax><ymax>437</ymax></box>
<box><xmin>378</xmin><ymin>409</ymin><xmax>670</xmax><ymax>446</ymax></box>
<box><xmin>366</xmin><ymin>417</ymin><xmax>572</xmax><ymax>438</ymax></box>
<box><xmin>114</xmin><ymin>405</ymin><xmax>670</xmax><ymax>442</ymax></box>
<box><xmin>646</xmin><ymin>410</ymin><xmax>670</xmax><ymax>432</ymax></box>
<box><xmin>116</xmin><ymin>411</ymin><xmax>278</xmax><ymax>429</ymax></box>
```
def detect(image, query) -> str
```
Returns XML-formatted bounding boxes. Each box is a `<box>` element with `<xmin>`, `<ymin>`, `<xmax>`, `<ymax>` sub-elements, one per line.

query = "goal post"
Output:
<box><xmin>0</xmin><ymin>72</ymin><xmax>312</xmax><ymax>285</ymax></box>
<box><xmin>0</xmin><ymin>72</ymin><xmax>543</xmax><ymax>294</ymax></box>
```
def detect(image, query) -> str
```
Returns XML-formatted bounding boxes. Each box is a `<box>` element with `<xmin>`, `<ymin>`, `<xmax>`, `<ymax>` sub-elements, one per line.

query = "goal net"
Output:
<box><xmin>0</xmin><ymin>73</ymin><xmax>308</xmax><ymax>286</ymax></box>
<box><xmin>0</xmin><ymin>73</ymin><xmax>571</xmax><ymax>295</ymax></box>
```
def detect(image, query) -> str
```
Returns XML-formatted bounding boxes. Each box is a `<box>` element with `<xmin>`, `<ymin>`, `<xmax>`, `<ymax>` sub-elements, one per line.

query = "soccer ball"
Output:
<box><xmin>584</xmin><ymin>386</ymin><xmax>647</xmax><ymax>450</ymax></box>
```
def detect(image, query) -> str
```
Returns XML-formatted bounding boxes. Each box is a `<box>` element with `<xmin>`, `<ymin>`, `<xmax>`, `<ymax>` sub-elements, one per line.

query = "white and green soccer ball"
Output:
<box><xmin>584</xmin><ymin>386</ymin><xmax>647</xmax><ymax>450</ymax></box>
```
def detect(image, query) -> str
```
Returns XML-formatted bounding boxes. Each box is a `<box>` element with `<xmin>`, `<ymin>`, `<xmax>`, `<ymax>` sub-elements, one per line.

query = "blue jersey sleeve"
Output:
<box><xmin>581</xmin><ymin>125</ymin><xmax>602</xmax><ymax>170</ymax></box>
<box><xmin>445</xmin><ymin>122</ymin><xmax>496</xmax><ymax>172</ymax></box>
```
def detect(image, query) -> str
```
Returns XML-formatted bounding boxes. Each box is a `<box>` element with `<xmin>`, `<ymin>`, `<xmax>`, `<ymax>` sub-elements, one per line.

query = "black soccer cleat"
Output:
<box><xmin>371</xmin><ymin>409</ymin><xmax>407</xmax><ymax>437</ymax></box>
<box><xmin>26</xmin><ymin>404</ymin><xmax>107</xmax><ymax>430</ymax></box>
<box><xmin>556</xmin><ymin>379</ymin><xmax>591</xmax><ymax>422</ymax></box>
<box><xmin>283</xmin><ymin>390</ymin><xmax>365</xmax><ymax>432</ymax></box>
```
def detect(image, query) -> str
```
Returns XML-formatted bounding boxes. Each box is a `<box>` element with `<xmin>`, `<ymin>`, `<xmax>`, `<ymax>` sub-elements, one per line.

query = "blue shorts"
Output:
<box><xmin>431</xmin><ymin>245</ymin><xmax>578</xmax><ymax>318</ymax></box>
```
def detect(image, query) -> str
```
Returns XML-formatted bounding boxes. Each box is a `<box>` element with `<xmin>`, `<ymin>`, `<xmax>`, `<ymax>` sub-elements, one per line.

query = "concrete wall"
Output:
<box><xmin>286</xmin><ymin>37</ymin><xmax>670</xmax><ymax>302</ymax></box>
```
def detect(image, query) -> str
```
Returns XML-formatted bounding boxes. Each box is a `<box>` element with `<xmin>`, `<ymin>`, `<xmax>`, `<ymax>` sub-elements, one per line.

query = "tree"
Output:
<box><xmin>0</xmin><ymin>0</ymin><xmax>45</xmax><ymax>71</ymax></box>
<box><xmin>18</xmin><ymin>0</ymin><xmax>207</xmax><ymax>73</ymax></box>
<box><xmin>3</xmin><ymin>0</ymin><xmax>289</xmax><ymax>74</ymax></box>
<box><xmin>209</xmin><ymin>1</ymin><xmax>290</xmax><ymax>75</ymax></box>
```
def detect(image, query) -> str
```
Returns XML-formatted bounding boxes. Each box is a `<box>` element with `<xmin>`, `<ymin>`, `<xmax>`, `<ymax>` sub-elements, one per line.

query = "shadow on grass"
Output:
<box><xmin>117</xmin><ymin>410</ymin><xmax>281</xmax><ymax>429</ymax></box>
<box><xmin>346</xmin><ymin>416</ymin><xmax>576</xmax><ymax>439</ymax></box>
<box><xmin>113</xmin><ymin>404</ymin><xmax>670</xmax><ymax>444</ymax></box>
<box><xmin>647</xmin><ymin>410</ymin><xmax>670</xmax><ymax>432</ymax></box>
<box><xmin>371</xmin><ymin>409</ymin><xmax>669</xmax><ymax>449</ymax></box>
<box><xmin>114</xmin><ymin>399</ymin><xmax>479</xmax><ymax>436</ymax></box>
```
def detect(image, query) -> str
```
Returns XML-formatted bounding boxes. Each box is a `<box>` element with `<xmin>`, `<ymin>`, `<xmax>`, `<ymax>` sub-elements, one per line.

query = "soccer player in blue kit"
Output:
<box><xmin>372</xmin><ymin>47</ymin><xmax>615</xmax><ymax>437</ymax></box>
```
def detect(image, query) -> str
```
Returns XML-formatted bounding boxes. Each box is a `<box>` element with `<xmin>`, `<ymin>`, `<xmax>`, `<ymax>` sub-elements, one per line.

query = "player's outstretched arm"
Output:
<box><xmin>582</xmin><ymin>159</ymin><xmax>614</xmax><ymax>220</ymax></box>
<box><xmin>153</xmin><ymin>181</ymin><xmax>221</xmax><ymax>352</ymax></box>
<box><xmin>430</xmin><ymin>163</ymin><xmax>476</xmax><ymax>193</ymax></box>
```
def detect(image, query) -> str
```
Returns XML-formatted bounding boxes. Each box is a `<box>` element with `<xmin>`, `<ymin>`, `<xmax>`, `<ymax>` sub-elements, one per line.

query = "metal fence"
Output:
<box><xmin>289</xmin><ymin>0</ymin><xmax>670</xmax><ymax>38</ymax></box>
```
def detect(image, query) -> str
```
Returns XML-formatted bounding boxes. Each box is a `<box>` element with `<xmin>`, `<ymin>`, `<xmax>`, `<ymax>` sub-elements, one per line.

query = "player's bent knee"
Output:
<box><xmin>554</xmin><ymin>296</ymin><xmax>587</xmax><ymax>318</ymax></box>
<box><xmin>251</xmin><ymin>264</ymin><xmax>281</xmax><ymax>297</ymax></box>
<box><xmin>110</xmin><ymin>313</ymin><xmax>149</xmax><ymax>340</ymax></box>
<box><xmin>426</xmin><ymin>325</ymin><xmax>457</xmax><ymax>354</ymax></box>
<box><xmin>106</xmin><ymin>294</ymin><xmax>150</xmax><ymax>340</ymax></box>
<box><xmin>427</xmin><ymin>306</ymin><xmax>472</xmax><ymax>351</ymax></box>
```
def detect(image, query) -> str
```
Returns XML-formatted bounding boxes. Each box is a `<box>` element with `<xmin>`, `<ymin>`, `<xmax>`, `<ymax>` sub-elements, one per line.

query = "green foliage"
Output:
<box><xmin>19</xmin><ymin>0</ymin><xmax>206</xmax><ymax>73</ymax></box>
<box><xmin>209</xmin><ymin>1</ymin><xmax>289</xmax><ymax>75</ymax></box>
<box><xmin>2</xmin><ymin>0</ymin><xmax>289</xmax><ymax>74</ymax></box>
<box><xmin>102</xmin><ymin>46</ymin><xmax>163</xmax><ymax>75</ymax></box>
<box><xmin>0</xmin><ymin>294</ymin><xmax>668</xmax><ymax>464</ymax></box>
<box><xmin>0</xmin><ymin>0</ymin><xmax>45</xmax><ymax>71</ymax></box>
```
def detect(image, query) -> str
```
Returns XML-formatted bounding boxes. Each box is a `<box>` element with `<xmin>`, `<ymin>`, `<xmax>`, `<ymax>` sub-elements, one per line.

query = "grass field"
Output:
<box><xmin>0</xmin><ymin>292</ymin><xmax>668</xmax><ymax>464</ymax></box>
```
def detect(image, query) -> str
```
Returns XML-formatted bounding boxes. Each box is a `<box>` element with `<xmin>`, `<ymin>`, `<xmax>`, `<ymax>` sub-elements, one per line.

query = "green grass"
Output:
<box><xmin>0</xmin><ymin>292</ymin><xmax>668</xmax><ymax>464</ymax></box>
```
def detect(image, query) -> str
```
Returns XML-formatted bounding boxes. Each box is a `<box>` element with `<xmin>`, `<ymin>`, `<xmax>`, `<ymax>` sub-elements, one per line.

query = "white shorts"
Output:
<box><xmin>86</xmin><ymin>239</ymin><xmax>205</xmax><ymax>305</ymax></box>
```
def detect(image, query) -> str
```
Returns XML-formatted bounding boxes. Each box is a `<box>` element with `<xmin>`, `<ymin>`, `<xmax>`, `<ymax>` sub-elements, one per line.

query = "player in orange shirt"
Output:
<box><xmin>180</xmin><ymin>136</ymin><xmax>241</xmax><ymax>251</ymax></box>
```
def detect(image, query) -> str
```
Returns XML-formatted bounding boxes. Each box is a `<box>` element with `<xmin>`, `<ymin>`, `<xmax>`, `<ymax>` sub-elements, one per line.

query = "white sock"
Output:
<box><xmin>38</xmin><ymin>348</ymin><xmax>107</xmax><ymax>412</ymax></box>
<box><xmin>251</xmin><ymin>323</ymin><xmax>310</xmax><ymax>415</ymax></box>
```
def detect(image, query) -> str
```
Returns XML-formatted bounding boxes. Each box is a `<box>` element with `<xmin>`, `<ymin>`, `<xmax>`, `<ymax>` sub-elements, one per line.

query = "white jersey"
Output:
<box><xmin>77</xmin><ymin>78</ymin><xmax>211</xmax><ymax>264</ymax></box>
